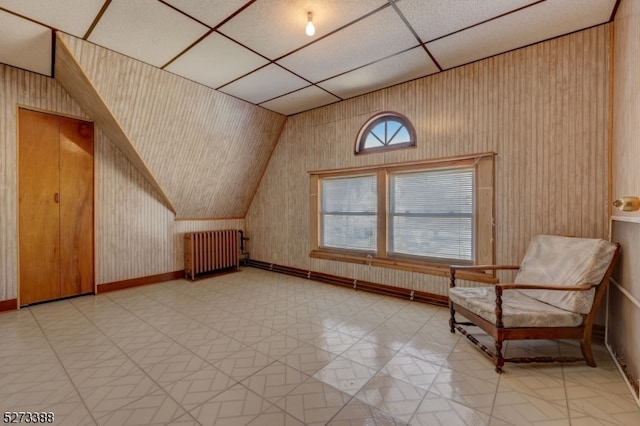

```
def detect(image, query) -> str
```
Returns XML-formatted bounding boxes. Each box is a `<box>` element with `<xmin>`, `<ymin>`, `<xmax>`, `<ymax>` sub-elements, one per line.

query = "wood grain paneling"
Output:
<box><xmin>54</xmin><ymin>33</ymin><xmax>176</xmax><ymax>214</ymax></box>
<box><xmin>58</xmin><ymin>32</ymin><xmax>287</xmax><ymax>220</ymax></box>
<box><xmin>609</xmin><ymin>0</ymin><xmax>640</xmax><ymax>401</ymax></box>
<box><xmin>247</xmin><ymin>25</ymin><xmax>611</xmax><ymax>297</ymax></box>
<box><xmin>0</xmin><ymin>64</ymin><xmax>88</xmax><ymax>302</ymax></box>
<box><xmin>612</xmin><ymin>0</ymin><xmax>640</xmax><ymax>213</ymax></box>
<box><xmin>94</xmin><ymin>128</ymin><xmax>245</xmax><ymax>285</ymax></box>
<box><xmin>1</xmin><ymin>62</ymin><xmax>246</xmax><ymax>301</ymax></box>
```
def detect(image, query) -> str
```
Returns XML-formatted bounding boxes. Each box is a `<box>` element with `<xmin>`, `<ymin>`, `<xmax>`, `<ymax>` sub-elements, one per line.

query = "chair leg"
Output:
<box><xmin>581</xmin><ymin>332</ymin><xmax>597</xmax><ymax>367</ymax></box>
<box><xmin>495</xmin><ymin>340</ymin><xmax>504</xmax><ymax>373</ymax></box>
<box><xmin>449</xmin><ymin>305</ymin><xmax>456</xmax><ymax>333</ymax></box>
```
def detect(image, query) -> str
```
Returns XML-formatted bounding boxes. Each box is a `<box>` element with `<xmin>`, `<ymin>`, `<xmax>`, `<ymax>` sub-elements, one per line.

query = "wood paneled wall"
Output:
<box><xmin>59</xmin><ymin>33</ymin><xmax>286</xmax><ymax>220</ymax></box>
<box><xmin>246</xmin><ymin>25</ymin><xmax>611</xmax><ymax>297</ymax></box>
<box><xmin>0</xmin><ymin>64</ymin><xmax>87</xmax><ymax>301</ymax></box>
<box><xmin>0</xmin><ymin>63</ymin><xmax>244</xmax><ymax>301</ymax></box>
<box><xmin>55</xmin><ymin>34</ymin><xmax>176</xmax><ymax>214</ymax></box>
<box><xmin>94</xmin><ymin>128</ymin><xmax>244</xmax><ymax>284</ymax></box>
<box><xmin>610</xmin><ymin>0</ymin><xmax>640</xmax><ymax>400</ymax></box>
<box><xmin>612</xmin><ymin>0</ymin><xmax>640</xmax><ymax>208</ymax></box>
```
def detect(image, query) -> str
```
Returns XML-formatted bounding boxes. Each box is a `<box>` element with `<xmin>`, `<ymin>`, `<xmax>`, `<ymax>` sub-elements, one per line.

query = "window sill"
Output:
<box><xmin>309</xmin><ymin>250</ymin><xmax>498</xmax><ymax>284</ymax></box>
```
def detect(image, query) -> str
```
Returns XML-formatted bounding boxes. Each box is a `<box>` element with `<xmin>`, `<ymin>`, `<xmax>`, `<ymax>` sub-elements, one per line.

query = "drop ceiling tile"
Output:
<box><xmin>427</xmin><ymin>0</ymin><xmax>616</xmax><ymax>70</ymax></box>
<box><xmin>260</xmin><ymin>86</ymin><xmax>340</xmax><ymax>116</ymax></box>
<box><xmin>319</xmin><ymin>47</ymin><xmax>438</xmax><ymax>100</ymax></box>
<box><xmin>0</xmin><ymin>11</ymin><xmax>51</xmax><ymax>75</ymax></box>
<box><xmin>87</xmin><ymin>0</ymin><xmax>209</xmax><ymax>68</ymax></box>
<box><xmin>165</xmin><ymin>32</ymin><xmax>268</xmax><ymax>89</ymax></box>
<box><xmin>396</xmin><ymin>0</ymin><xmax>537</xmax><ymax>42</ymax></box>
<box><xmin>0</xmin><ymin>0</ymin><xmax>103</xmax><ymax>37</ymax></box>
<box><xmin>219</xmin><ymin>0</ymin><xmax>388</xmax><ymax>60</ymax></box>
<box><xmin>277</xmin><ymin>6</ymin><xmax>418</xmax><ymax>83</ymax></box>
<box><xmin>163</xmin><ymin>0</ymin><xmax>248</xmax><ymax>28</ymax></box>
<box><xmin>219</xmin><ymin>64</ymin><xmax>309</xmax><ymax>105</ymax></box>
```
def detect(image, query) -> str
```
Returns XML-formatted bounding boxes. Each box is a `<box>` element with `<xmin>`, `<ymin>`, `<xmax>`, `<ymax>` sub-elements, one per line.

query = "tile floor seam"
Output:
<box><xmin>63</xmin><ymin>304</ymin><xmax>179</xmax><ymax>418</ymax></box>
<box><xmin>69</xmin><ymin>295</ymin><xmax>238</xmax><ymax>425</ymax></box>
<box><xmin>104</xmin><ymin>284</ymin><xmax>335</xmax><ymax>422</ymax></box>
<box><xmin>182</xmin><ymin>381</ymin><xmax>275</xmax><ymax>425</ymax></box>
<box><xmin>316</xmin><ymin>312</ymin><xmax>448</xmax><ymax>424</ymax></box>
<box><xmin>559</xmin><ymin>347</ymin><xmax>574</xmax><ymax>426</ymax></box>
<box><xmin>28</xmin><ymin>302</ymin><xmax>100</xmax><ymax>425</ymax></box>
<box><xmin>488</xmin><ymin>355</ymin><xmax>506</xmax><ymax>426</ymax></box>
<box><xmin>4</xmin><ymin>269</ymin><xmax>639</xmax><ymax>425</ymax></box>
<box><xmin>103</xmin><ymin>287</ymin><xmax>254</xmax><ymax>357</ymax></box>
<box><xmin>404</xmin><ymin>339</ymin><xmax>493</xmax><ymax>425</ymax></box>
<box><xmin>156</xmin><ymin>283</ymin><xmax>317</xmax><ymax>345</ymax></box>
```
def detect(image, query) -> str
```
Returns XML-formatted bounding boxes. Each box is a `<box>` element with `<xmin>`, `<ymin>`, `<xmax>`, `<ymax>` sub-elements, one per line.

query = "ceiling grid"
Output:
<box><xmin>0</xmin><ymin>0</ymin><xmax>618</xmax><ymax>116</ymax></box>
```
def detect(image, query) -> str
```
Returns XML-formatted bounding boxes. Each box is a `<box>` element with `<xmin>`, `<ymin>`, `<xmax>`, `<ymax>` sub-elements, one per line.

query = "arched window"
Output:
<box><xmin>355</xmin><ymin>112</ymin><xmax>416</xmax><ymax>154</ymax></box>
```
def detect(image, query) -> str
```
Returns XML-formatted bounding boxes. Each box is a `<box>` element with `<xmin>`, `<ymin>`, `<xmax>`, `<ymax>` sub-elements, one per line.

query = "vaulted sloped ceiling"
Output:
<box><xmin>1</xmin><ymin>0</ymin><xmax>617</xmax><ymax>116</ymax></box>
<box><xmin>55</xmin><ymin>32</ymin><xmax>287</xmax><ymax>219</ymax></box>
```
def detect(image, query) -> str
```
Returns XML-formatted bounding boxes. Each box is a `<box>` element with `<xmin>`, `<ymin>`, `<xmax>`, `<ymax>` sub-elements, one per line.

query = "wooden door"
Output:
<box><xmin>59</xmin><ymin>117</ymin><xmax>94</xmax><ymax>297</ymax></box>
<box><xmin>18</xmin><ymin>109</ymin><xmax>94</xmax><ymax>305</ymax></box>
<box><xmin>19</xmin><ymin>110</ymin><xmax>61</xmax><ymax>305</ymax></box>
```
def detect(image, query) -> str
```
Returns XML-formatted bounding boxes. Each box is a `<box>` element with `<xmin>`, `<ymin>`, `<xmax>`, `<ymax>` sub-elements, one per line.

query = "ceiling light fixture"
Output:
<box><xmin>305</xmin><ymin>12</ymin><xmax>315</xmax><ymax>36</ymax></box>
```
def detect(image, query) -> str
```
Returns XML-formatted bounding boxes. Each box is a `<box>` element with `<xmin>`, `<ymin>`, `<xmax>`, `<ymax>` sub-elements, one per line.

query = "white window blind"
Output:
<box><xmin>321</xmin><ymin>175</ymin><xmax>377</xmax><ymax>251</ymax></box>
<box><xmin>389</xmin><ymin>167</ymin><xmax>474</xmax><ymax>262</ymax></box>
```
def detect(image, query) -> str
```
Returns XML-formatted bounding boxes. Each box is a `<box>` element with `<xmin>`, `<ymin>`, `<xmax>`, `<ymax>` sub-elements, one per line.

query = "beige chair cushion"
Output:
<box><xmin>449</xmin><ymin>286</ymin><xmax>584</xmax><ymax>328</ymax></box>
<box><xmin>515</xmin><ymin>235</ymin><xmax>617</xmax><ymax>314</ymax></box>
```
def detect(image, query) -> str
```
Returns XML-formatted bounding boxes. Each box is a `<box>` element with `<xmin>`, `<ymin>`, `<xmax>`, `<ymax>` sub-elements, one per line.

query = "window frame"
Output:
<box><xmin>355</xmin><ymin>111</ymin><xmax>417</xmax><ymax>154</ymax></box>
<box><xmin>388</xmin><ymin>166</ymin><xmax>476</xmax><ymax>264</ymax></box>
<box><xmin>309</xmin><ymin>153</ymin><xmax>496</xmax><ymax>283</ymax></box>
<box><xmin>319</xmin><ymin>173</ymin><xmax>378</xmax><ymax>253</ymax></box>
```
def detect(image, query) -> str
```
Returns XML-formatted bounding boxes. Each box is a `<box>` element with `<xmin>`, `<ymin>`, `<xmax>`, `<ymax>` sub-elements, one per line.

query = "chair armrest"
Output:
<box><xmin>450</xmin><ymin>264</ymin><xmax>520</xmax><ymax>272</ymax></box>
<box><xmin>449</xmin><ymin>265</ymin><xmax>520</xmax><ymax>288</ymax></box>
<box><xmin>496</xmin><ymin>283</ymin><xmax>596</xmax><ymax>292</ymax></box>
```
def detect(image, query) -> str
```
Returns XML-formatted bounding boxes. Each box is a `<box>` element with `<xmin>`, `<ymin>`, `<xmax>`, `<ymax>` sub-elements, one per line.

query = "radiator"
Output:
<box><xmin>184</xmin><ymin>230</ymin><xmax>239</xmax><ymax>280</ymax></box>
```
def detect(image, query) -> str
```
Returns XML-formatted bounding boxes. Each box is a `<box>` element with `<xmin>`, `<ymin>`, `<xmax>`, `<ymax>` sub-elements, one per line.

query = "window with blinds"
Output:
<box><xmin>320</xmin><ymin>175</ymin><xmax>377</xmax><ymax>251</ymax></box>
<box><xmin>309</xmin><ymin>153</ymin><xmax>495</xmax><ymax>276</ymax></box>
<box><xmin>389</xmin><ymin>168</ymin><xmax>474</xmax><ymax>262</ymax></box>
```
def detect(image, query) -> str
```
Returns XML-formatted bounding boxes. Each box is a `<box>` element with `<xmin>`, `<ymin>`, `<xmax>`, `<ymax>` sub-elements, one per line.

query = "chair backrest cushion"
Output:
<box><xmin>515</xmin><ymin>235</ymin><xmax>617</xmax><ymax>314</ymax></box>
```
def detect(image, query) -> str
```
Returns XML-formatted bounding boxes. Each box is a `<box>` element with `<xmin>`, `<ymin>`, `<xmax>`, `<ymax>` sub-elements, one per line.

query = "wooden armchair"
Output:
<box><xmin>448</xmin><ymin>235</ymin><xmax>621</xmax><ymax>373</ymax></box>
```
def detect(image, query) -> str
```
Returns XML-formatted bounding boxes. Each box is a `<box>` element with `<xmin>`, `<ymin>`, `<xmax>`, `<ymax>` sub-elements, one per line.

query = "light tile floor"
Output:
<box><xmin>1</xmin><ymin>268</ymin><xmax>639</xmax><ymax>425</ymax></box>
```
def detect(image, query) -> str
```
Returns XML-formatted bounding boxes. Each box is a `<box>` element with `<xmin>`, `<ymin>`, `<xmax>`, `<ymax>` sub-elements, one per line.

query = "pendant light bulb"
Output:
<box><xmin>305</xmin><ymin>12</ymin><xmax>315</xmax><ymax>36</ymax></box>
